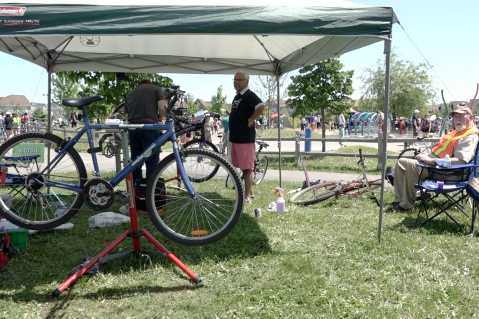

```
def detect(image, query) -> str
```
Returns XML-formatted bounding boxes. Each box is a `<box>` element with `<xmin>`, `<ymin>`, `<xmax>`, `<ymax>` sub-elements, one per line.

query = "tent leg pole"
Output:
<box><xmin>47</xmin><ymin>69</ymin><xmax>52</xmax><ymax>133</ymax></box>
<box><xmin>276</xmin><ymin>73</ymin><xmax>282</xmax><ymax>188</ymax></box>
<box><xmin>378</xmin><ymin>38</ymin><xmax>392</xmax><ymax>242</ymax></box>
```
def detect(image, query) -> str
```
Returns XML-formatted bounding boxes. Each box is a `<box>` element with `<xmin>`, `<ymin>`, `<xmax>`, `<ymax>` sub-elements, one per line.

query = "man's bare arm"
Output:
<box><xmin>158</xmin><ymin>99</ymin><xmax>168</xmax><ymax>122</ymax></box>
<box><xmin>248</xmin><ymin>104</ymin><xmax>266</xmax><ymax>127</ymax></box>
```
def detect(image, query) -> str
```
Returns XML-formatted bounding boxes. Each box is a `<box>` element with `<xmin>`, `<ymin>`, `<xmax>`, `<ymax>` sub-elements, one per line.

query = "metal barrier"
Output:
<box><xmin>256</xmin><ymin>136</ymin><xmax>440</xmax><ymax>161</ymax></box>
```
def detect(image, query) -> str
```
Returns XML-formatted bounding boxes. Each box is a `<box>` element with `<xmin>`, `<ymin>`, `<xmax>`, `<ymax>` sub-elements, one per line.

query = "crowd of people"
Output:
<box><xmin>0</xmin><ymin>111</ymin><xmax>37</xmax><ymax>139</ymax></box>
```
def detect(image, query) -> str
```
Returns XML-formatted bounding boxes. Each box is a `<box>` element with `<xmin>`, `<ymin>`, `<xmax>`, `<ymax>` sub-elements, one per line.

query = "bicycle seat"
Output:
<box><xmin>62</xmin><ymin>96</ymin><xmax>103</xmax><ymax>109</ymax></box>
<box><xmin>256</xmin><ymin>140</ymin><xmax>269</xmax><ymax>148</ymax></box>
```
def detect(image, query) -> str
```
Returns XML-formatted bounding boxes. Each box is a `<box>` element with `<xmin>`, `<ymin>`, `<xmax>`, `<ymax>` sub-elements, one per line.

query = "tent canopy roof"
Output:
<box><xmin>0</xmin><ymin>1</ymin><xmax>396</xmax><ymax>74</ymax></box>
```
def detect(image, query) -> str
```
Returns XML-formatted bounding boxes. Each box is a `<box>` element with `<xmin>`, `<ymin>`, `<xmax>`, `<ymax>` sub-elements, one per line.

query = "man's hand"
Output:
<box><xmin>416</xmin><ymin>153</ymin><xmax>435</xmax><ymax>166</ymax></box>
<box><xmin>248</xmin><ymin>118</ymin><xmax>255</xmax><ymax>128</ymax></box>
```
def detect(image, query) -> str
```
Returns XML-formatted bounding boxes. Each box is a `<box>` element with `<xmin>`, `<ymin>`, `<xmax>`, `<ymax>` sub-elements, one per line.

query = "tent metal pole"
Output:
<box><xmin>47</xmin><ymin>68</ymin><xmax>52</xmax><ymax>133</ymax></box>
<box><xmin>276</xmin><ymin>73</ymin><xmax>282</xmax><ymax>187</ymax></box>
<box><xmin>377</xmin><ymin>37</ymin><xmax>392</xmax><ymax>242</ymax></box>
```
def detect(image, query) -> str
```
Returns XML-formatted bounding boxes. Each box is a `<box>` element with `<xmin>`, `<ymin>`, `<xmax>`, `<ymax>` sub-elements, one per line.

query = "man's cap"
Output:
<box><xmin>414</xmin><ymin>109</ymin><xmax>420</xmax><ymax>113</ymax></box>
<box><xmin>450</xmin><ymin>102</ymin><xmax>472</xmax><ymax>115</ymax></box>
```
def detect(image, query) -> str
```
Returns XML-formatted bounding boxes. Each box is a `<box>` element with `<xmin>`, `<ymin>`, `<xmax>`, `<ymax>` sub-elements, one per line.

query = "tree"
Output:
<box><xmin>210</xmin><ymin>85</ymin><xmax>227</xmax><ymax>114</ymax></box>
<box><xmin>52</xmin><ymin>72</ymin><xmax>173</xmax><ymax>121</ymax></box>
<box><xmin>359</xmin><ymin>54</ymin><xmax>435</xmax><ymax>117</ymax></box>
<box><xmin>288</xmin><ymin>59</ymin><xmax>353</xmax><ymax>151</ymax></box>
<box><xmin>253</xmin><ymin>75</ymin><xmax>288</xmax><ymax>127</ymax></box>
<box><xmin>185</xmin><ymin>93</ymin><xmax>198</xmax><ymax>114</ymax></box>
<box><xmin>32</xmin><ymin>108</ymin><xmax>46</xmax><ymax>121</ymax></box>
<box><xmin>288</xmin><ymin>59</ymin><xmax>353</xmax><ymax>117</ymax></box>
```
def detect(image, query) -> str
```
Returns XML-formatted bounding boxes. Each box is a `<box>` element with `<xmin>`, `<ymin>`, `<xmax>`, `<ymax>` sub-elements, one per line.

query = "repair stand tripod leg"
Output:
<box><xmin>52</xmin><ymin>173</ymin><xmax>201</xmax><ymax>298</ymax></box>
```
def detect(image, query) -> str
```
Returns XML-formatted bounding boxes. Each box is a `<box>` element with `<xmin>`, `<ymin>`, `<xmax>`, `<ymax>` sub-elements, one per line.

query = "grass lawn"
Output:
<box><xmin>1</xmin><ymin>181</ymin><xmax>478</xmax><ymax>318</ymax></box>
<box><xmin>267</xmin><ymin>145</ymin><xmax>397</xmax><ymax>173</ymax></box>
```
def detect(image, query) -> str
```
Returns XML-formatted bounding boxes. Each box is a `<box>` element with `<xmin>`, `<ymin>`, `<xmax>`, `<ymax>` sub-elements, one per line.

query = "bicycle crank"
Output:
<box><xmin>84</xmin><ymin>178</ymin><xmax>114</xmax><ymax>210</ymax></box>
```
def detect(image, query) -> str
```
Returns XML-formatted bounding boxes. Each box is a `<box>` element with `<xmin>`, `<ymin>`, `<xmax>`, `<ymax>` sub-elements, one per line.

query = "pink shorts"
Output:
<box><xmin>231</xmin><ymin>143</ymin><xmax>255</xmax><ymax>170</ymax></box>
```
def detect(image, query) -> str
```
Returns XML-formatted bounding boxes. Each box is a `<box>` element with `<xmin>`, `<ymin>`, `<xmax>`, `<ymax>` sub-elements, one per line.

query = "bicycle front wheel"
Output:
<box><xmin>182</xmin><ymin>139</ymin><xmax>220</xmax><ymax>182</ymax></box>
<box><xmin>253</xmin><ymin>155</ymin><xmax>268</xmax><ymax>185</ymax></box>
<box><xmin>146</xmin><ymin>149</ymin><xmax>243</xmax><ymax>245</ymax></box>
<box><xmin>0</xmin><ymin>133</ymin><xmax>87</xmax><ymax>230</ymax></box>
<box><xmin>289</xmin><ymin>182</ymin><xmax>338</xmax><ymax>206</ymax></box>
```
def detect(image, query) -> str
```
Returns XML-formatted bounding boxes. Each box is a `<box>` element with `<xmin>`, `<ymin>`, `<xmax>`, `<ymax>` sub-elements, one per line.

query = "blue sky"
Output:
<box><xmin>0</xmin><ymin>0</ymin><xmax>477</xmax><ymax>104</ymax></box>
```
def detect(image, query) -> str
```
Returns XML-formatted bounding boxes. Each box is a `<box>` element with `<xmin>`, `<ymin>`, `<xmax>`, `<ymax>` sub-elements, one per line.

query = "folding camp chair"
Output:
<box><xmin>415</xmin><ymin>145</ymin><xmax>479</xmax><ymax>233</ymax></box>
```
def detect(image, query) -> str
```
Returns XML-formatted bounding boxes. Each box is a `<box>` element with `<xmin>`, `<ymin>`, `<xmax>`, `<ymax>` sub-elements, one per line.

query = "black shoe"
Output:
<box><xmin>391</xmin><ymin>202</ymin><xmax>409</xmax><ymax>212</ymax></box>
<box><xmin>385</xmin><ymin>166</ymin><xmax>394</xmax><ymax>185</ymax></box>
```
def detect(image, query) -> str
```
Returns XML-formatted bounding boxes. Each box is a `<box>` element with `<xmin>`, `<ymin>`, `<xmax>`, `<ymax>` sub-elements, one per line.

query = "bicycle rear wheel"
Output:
<box><xmin>182</xmin><ymin>139</ymin><xmax>220</xmax><ymax>182</ymax></box>
<box><xmin>289</xmin><ymin>182</ymin><xmax>338</xmax><ymax>206</ymax></box>
<box><xmin>0</xmin><ymin>133</ymin><xmax>86</xmax><ymax>230</ymax></box>
<box><xmin>146</xmin><ymin>148</ymin><xmax>243</xmax><ymax>245</ymax></box>
<box><xmin>99</xmin><ymin>133</ymin><xmax>121</xmax><ymax>158</ymax></box>
<box><xmin>253</xmin><ymin>155</ymin><xmax>268</xmax><ymax>185</ymax></box>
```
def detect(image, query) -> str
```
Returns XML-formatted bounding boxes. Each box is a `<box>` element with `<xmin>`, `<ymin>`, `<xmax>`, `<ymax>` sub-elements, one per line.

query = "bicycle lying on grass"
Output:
<box><xmin>0</xmin><ymin>91</ymin><xmax>244</xmax><ymax>246</ymax></box>
<box><xmin>289</xmin><ymin>149</ymin><xmax>381</xmax><ymax>206</ymax></box>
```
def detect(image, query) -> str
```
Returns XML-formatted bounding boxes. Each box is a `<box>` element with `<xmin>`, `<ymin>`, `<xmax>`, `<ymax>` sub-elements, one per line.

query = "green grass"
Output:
<box><xmin>1</xmin><ymin>180</ymin><xmax>478</xmax><ymax>318</ymax></box>
<box><xmin>267</xmin><ymin>145</ymin><xmax>397</xmax><ymax>173</ymax></box>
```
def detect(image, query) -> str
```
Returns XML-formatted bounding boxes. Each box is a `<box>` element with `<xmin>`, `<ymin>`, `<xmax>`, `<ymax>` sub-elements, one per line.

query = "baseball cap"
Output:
<box><xmin>450</xmin><ymin>102</ymin><xmax>472</xmax><ymax>115</ymax></box>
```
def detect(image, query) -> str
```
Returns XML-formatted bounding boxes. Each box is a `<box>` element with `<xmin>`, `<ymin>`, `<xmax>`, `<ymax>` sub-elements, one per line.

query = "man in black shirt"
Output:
<box><xmin>229</xmin><ymin>72</ymin><xmax>265</xmax><ymax>203</ymax></box>
<box><xmin>126</xmin><ymin>79</ymin><xmax>169</xmax><ymax>185</ymax></box>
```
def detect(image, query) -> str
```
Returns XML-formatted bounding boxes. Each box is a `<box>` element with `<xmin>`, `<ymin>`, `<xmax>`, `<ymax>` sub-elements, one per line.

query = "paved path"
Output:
<box><xmin>264</xmin><ymin>168</ymin><xmax>381</xmax><ymax>183</ymax></box>
<box><xmin>79</xmin><ymin>153</ymin><xmax>385</xmax><ymax>184</ymax></box>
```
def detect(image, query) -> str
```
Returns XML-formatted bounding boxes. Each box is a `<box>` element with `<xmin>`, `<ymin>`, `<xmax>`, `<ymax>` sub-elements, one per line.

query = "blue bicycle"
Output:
<box><xmin>0</xmin><ymin>94</ymin><xmax>243</xmax><ymax>246</ymax></box>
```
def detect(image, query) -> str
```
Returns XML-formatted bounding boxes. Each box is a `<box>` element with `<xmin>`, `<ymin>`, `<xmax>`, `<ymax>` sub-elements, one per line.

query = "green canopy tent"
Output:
<box><xmin>0</xmin><ymin>0</ymin><xmax>396</xmax><ymax>240</ymax></box>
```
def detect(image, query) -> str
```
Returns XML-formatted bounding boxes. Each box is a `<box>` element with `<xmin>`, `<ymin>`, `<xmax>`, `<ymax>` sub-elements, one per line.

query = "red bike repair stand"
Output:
<box><xmin>52</xmin><ymin>173</ymin><xmax>201</xmax><ymax>297</ymax></box>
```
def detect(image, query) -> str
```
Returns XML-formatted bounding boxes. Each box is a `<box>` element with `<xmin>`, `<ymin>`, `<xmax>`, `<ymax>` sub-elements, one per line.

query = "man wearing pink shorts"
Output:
<box><xmin>229</xmin><ymin>71</ymin><xmax>265</xmax><ymax>202</ymax></box>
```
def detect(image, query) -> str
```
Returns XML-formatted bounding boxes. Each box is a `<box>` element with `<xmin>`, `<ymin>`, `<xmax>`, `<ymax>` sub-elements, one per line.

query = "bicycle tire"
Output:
<box><xmin>146</xmin><ymin>148</ymin><xmax>243</xmax><ymax>245</ymax></box>
<box><xmin>182</xmin><ymin>139</ymin><xmax>220</xmax><ymax>182</ymax></box>
<box><xmin>0</xmin><ymin>133</ymin><xmax>87</xmax><ymax>230</ymax></box>
<box><xmin>99</xmin><ymin>133</ymin><xmax>121</xmax><ymax>158</ymax></box>
<box><xmin>343</xmin><ymin>179</ymin><xmax>382</xmax><ymax>196</ymax></box>
<box><xmin>398</xmin><ymin>148</ymin><xmax>420</xmax><ymax>160</ymax></box>
<box><xmin>289</xmin><ymin>182</ymin><xmax>338</xmax><ymax>206</ymax></box>
<box><xmin>253</xmin><ymin>155</ymin><xmax>268</xmax><ymax>185</ymax></box>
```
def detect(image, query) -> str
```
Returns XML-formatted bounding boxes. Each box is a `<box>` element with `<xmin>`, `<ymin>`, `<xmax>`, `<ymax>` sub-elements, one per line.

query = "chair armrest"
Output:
<box><xmin>417</xmin><ymin>162</ymin><xmax>477</xmax><ymax>171</ymax></box>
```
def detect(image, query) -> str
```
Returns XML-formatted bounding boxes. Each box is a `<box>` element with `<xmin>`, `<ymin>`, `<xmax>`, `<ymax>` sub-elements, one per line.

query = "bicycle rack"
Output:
<box><xmin>52</xmin><ymin>130</ymin><xmax>201</xmax><ymax>297</ymax></box>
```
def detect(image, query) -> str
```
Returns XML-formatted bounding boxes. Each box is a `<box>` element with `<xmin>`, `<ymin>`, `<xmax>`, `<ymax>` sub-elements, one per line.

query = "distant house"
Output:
<box><xmin>0</xmin><ymin>95</ymin><xmax>31</xmax><ymax>113</ymax></box>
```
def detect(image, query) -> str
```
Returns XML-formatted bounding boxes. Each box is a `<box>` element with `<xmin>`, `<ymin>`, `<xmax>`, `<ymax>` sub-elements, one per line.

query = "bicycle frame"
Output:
<box><xmin>41</xmin><ymin>116</ymin><xmax>195</xmax><ymax>196</ymax></box>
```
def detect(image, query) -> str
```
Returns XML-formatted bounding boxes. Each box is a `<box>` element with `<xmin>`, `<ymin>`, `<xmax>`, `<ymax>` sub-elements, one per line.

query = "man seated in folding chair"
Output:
<box><xmin>392</xmin><ymin>103</ymin><xmax>478</xmax><ymax>219</ymax></box>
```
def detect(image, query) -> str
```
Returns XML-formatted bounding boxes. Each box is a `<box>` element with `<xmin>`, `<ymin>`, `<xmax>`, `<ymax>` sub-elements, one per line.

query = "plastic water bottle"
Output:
<box><xmin>276</xmin><ymin>196</ymin><xmax>286</xmax><ymax>214</ymax></box>
<box><xmin>445</xmin><ymin>155</ymin><xmax>451</xmax><ymax>168</ymax></box>
<box><xmin>436</xmin><ymin>155</ymin><xmax>451</xmax><ymax>168</ymax></box>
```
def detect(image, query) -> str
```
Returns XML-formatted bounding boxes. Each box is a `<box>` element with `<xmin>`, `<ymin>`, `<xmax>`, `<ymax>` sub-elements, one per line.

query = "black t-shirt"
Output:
<box><xmin>126</xmin><ymin>83</ymin><xmax>168</xmax><ymax>123</ymax></box>
<box><xmin>229</xmin><ymin>89</ymin><xmax>262</xmax><ymax>143</ymax></box>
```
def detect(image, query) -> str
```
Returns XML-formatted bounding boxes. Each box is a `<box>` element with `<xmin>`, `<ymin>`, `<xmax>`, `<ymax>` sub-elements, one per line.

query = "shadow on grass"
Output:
<box><xmin>388</xmin><ymin>210</ymin><xmax>472</xmax><ymax>235</ymax></box>
<box><xmin>0</xmin><ymin>211</ymin><xmax>271</xmax><ymax>303</ymax></box>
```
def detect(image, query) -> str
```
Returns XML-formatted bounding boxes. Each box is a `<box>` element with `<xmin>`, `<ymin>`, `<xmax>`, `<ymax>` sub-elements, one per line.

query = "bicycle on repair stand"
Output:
<box><xmin>0</xmin><ymin>87</ymin><xmax>244</xmax><ymax>246</ymax></box>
